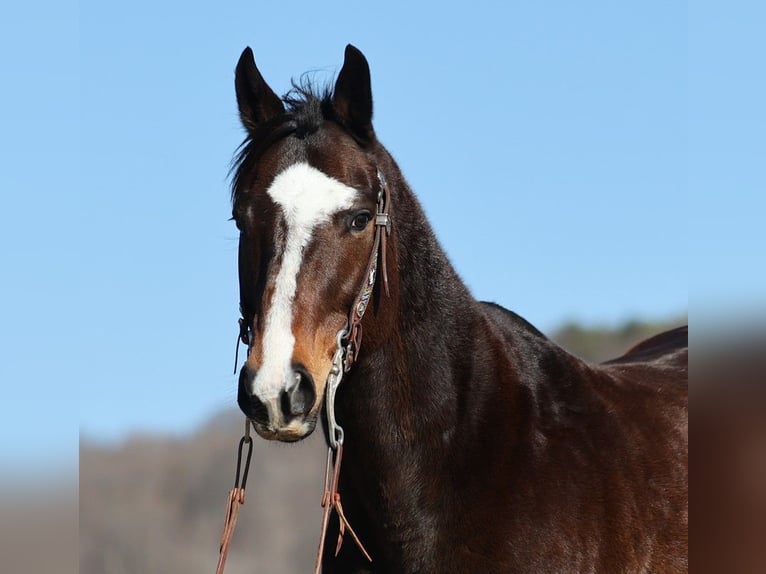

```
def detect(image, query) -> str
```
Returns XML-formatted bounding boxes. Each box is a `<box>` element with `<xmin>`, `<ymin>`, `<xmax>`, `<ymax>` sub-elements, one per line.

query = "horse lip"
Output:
<box><xmin>252</xmin><ymin>417</ymin><xmax>317</xmax><ymax>442</ymax></box>
<box><xmin>252</xmin><ymin>422</ymin><xmax>279</xmax><ymax>440</ymax></box>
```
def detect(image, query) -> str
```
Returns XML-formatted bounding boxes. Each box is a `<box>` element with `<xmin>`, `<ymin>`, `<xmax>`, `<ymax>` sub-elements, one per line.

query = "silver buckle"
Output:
<box><xmin>375</xmin><ymin>213</ymin><xmax>390</xmax><ymax>233</ymax></box>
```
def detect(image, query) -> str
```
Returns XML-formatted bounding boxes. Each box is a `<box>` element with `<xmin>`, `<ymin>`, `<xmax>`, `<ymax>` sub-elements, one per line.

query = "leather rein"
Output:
<box><xmin>216</xmin><ymin>168</ymin><xmax>392</xmax><ymax>574</ymax></box>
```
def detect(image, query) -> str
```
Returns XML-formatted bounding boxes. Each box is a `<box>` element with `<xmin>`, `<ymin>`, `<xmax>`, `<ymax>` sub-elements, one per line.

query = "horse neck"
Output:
<box><xmin>362</xmin><ymin>166</ymin><xmax>479</xmax><ymax>407</ymax></box>
<box><xmin>338</xmin><ymin>165</ymin><xmax>525</xmax><ymax>520</ymax></box>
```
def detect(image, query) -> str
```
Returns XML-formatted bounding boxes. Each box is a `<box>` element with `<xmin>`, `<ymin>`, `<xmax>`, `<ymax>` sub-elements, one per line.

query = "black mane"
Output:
<box><xmin>230</xmin><ymin>79</ymin><xmax>333</xmax><ymax>206</ymax></box>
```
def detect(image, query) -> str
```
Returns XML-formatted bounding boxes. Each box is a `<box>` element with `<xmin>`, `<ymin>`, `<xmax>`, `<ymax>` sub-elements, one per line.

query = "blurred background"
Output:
<box><xmin>78</xmin><ymin>320</ymin><xmax>684</xmax><ymax>573</ymax></box>
<box><xmin>1</xmin><ymin>0</ymin><xmax>763</xmax><ymax>572</ymax></box>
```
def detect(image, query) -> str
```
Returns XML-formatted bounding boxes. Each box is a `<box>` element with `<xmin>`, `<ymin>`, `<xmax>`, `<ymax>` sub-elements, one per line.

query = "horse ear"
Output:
<box><xmin>235</xmin><ymin>47</ymin><xmax>285</xmax><ymax>132</ymax></box>
<box><xmin>332</xmin><ymin>44</ymin><xmax>374</xmax><ymax>141</ymax></box>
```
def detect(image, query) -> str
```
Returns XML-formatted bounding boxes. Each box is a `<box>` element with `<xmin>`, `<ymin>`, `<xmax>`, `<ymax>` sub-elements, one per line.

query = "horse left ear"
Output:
<box><xmin>332</xmin><ymin>44</ymin><xmax>374</xmax><ymax>142</ymax></box>
<box><xmin>235</xmin><ymin>47</ymin><xmax>285</xmax><ymax>133</ymax></box>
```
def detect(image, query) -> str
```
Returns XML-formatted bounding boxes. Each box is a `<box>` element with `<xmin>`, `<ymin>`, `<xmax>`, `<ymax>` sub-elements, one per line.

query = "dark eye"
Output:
<box><xmin>349</xmin><ymin>211</ymin><xmax>372</xmax><ymax>231</ymax></box>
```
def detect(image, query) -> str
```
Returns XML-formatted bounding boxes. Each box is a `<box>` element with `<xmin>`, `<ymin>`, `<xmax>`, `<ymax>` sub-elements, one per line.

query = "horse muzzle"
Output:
<box><xmin>237</xmin><ymin>363</ymin><xmax>318</xmax><ymax>442</ymax></box>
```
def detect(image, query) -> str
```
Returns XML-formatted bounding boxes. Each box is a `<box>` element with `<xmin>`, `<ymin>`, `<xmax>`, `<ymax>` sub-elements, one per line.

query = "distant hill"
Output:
<box><xmin>81</xmin><ymin>414</ymin><xmax>327</xmax><ymax>574</ymax></box>
<box><xmin>79</xmin><ymin>316</ymin><xmax>686</xmax><ymax>574</ymax></box>
<box><xmin>551</xmin><ymin>315</ymin><xmax>687</xmax><ymax>363</ymax></box>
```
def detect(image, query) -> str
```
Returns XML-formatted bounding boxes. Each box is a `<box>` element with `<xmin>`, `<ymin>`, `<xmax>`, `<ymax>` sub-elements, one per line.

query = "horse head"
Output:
<box><xmin>232</xmin><ymin>45</ymin><xmax>391</xmax><ymax>442</ymax></box>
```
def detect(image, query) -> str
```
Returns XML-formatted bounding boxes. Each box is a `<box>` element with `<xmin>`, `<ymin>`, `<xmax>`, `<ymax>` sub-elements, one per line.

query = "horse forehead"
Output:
<box><xmin>265</xmin><ymin>162</ymin><xmax>358</xmax><ymax>224</ymax></box>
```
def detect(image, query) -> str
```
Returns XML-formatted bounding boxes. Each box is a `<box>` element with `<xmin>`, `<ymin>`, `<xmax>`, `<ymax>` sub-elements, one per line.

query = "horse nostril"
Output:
<box><xmin>281</xmin><ymin>365</ymin><xmax>316</xmax><ymax>418</ymax></box>
<box><xmin>246</xmin><ymin>396</ymin><xmax>269</xmax><ymax>425</ymax></box>
<box><xmin>237</xmin><ymin>365</ymin><xmax>269</xmax><ymax>425</ymax></box>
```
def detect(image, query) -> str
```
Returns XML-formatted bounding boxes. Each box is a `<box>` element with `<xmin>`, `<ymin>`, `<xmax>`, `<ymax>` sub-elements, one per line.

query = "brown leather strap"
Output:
<box><xmin>313</xmin><ymin>444</ymin><xmax>372</xmax><ymax>574</ymax></box>
<box><xmin>215</xmin><ymin>423</ymin><xmax>254</xmax><ymax>574</ymax></box>
<box><xmin>216</xmin><ymin>487</ymin><xmax>246</xmax><ymax>574</ymax></box>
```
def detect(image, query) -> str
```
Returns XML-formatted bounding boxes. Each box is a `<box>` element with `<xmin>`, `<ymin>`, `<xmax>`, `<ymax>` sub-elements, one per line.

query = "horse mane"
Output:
<box><xmin>230</xmin><ymin>77</ymin><xmax>334</xmax><ymax>206</ymax></box>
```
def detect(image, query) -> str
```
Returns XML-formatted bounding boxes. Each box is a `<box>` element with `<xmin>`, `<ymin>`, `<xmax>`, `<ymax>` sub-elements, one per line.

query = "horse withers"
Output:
<box><xmin>229</xmin><ymin>45</ymin><xmax>688</xmax><ymax>573</ymax></box>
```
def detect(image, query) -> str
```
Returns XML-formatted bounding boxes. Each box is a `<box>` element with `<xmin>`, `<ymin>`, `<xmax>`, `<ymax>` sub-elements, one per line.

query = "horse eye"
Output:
<box><xmin>349</xmin><ymin>211</ymin><xmax>372</xmax><ymax>231</ymax></box>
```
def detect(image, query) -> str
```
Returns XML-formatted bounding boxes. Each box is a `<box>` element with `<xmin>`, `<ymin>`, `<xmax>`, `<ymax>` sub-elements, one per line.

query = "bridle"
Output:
<box><xmin>217</xmin><ymin>167</ymin><xmax>392</xmax><ymax>574</ymax></box>
<box><xmin>326</xmin><ymin>167</ymin><xmax>391</xmax><ymax>448</ymax></box>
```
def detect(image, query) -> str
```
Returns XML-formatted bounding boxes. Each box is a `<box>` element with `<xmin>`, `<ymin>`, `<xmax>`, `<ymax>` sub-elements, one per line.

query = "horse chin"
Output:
<box><xmin>252</xmin><ymin>417</ymin><xmax>317</xmax><ymax>443</ymax></box>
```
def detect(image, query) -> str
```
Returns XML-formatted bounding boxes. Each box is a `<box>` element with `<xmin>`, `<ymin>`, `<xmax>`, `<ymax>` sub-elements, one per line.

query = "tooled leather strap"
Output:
<box><xmin>344</xmin><ymin>169</ymin><xmax>391</xmax><ymax>371</ymax></box>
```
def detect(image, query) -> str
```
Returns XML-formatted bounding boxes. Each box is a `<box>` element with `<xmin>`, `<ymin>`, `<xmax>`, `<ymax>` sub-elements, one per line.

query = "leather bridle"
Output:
<box><xmin>326</xmin><ymin>168</ymin><xmax>391</xmax><ymax>447</ymax></box>
<box><xmin>217</xmin><ymin>167</ymin><xmax>392</xmax><ymax>574</ymax></box>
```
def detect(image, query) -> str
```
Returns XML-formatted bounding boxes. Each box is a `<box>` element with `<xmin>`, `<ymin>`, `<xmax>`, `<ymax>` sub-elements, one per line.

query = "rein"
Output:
<box><xmin>215</xmin><ymin>168</ymin><xmax>392</xmax><ymax>573</ymax></box>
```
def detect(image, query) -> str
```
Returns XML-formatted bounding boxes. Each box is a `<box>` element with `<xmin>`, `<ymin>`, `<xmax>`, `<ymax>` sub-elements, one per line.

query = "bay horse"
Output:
<box><xmin>230</xmin><ymin>45</ymin><xmax>688</xmax><ymax>573</ymax></box>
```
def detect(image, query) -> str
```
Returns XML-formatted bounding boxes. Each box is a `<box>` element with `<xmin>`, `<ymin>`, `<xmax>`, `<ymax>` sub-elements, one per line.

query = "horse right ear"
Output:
<box><xmin>332</xmin><ymin>44</ymin><xmax>374</xmax><ymax>143</ymax></box>
<box><xmin>235</xmin><ymin>47</ymin><xmax>285</xmax><ymax>132</ymax></box>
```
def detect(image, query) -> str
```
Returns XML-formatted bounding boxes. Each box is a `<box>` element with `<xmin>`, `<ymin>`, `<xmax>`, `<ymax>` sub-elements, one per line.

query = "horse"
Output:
<box><xmin>230</xmin><ymin>44</ymin><xmax>688</xmax><ymax>574</ymax></box>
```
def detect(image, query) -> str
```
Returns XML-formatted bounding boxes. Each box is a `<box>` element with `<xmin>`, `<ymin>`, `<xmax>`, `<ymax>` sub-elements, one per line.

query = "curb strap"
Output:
<box><xmin>215</xmin><ymin>420</ymin><xmax>254</xmax><ymax>574</ymax></box>
<box><xmin>313</xmin><ymin>443</ymin><xmax>372</xmax><ymax>574</ymax></box>
<box><xmin>344</xmin><ymin>169</ymin><xmax>391</xmax><ymax>371</ymax></box>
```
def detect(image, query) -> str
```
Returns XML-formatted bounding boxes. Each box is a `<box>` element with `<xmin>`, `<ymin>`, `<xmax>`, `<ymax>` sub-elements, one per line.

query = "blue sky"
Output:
<box><xmin>0</xmin><ymin>1</ymin><xmax>762</xmax><ymax>472</ymax></box>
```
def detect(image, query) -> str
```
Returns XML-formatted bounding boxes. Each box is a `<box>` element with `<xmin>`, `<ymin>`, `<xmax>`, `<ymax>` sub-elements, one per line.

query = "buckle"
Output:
<box><xmin>375</xmin><ymin>213</ymin><xmax>391</xmax><ymax>234</ymax></box>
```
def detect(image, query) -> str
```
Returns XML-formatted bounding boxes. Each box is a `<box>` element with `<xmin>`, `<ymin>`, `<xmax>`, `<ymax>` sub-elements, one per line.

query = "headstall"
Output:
<box><xmin>216</xmin><ymin>167</ymin><xmax>392</xmax><ymax>574</ymax></box>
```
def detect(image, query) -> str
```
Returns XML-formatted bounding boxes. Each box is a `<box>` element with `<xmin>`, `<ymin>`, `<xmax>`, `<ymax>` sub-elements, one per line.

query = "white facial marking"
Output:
<box><xmin>252</xmin><ymin>162</ymin><xmax>358</xmax><ymax>402</ymax></box>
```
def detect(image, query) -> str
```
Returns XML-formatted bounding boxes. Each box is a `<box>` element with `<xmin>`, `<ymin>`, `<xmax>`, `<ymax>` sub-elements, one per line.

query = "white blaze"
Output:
<box><xmin>252</xmin><ymin>162</ymin><xmax>358</xmax><ymax>401</ymax></box>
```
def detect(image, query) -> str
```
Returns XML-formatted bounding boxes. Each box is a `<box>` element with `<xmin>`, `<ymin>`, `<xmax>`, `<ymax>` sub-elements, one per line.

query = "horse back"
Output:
<box><xmin>604</xmin><ymin>325</ymin><xmax>688</xmax><ymax>366</ymax></box>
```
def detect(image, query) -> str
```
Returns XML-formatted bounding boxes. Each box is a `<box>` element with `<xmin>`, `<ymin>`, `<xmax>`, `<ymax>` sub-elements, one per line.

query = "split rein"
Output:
<box><xmin>215</xmin><ymin>170</ymin><xmax>392</xmax><ymax>574</ymax></box>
